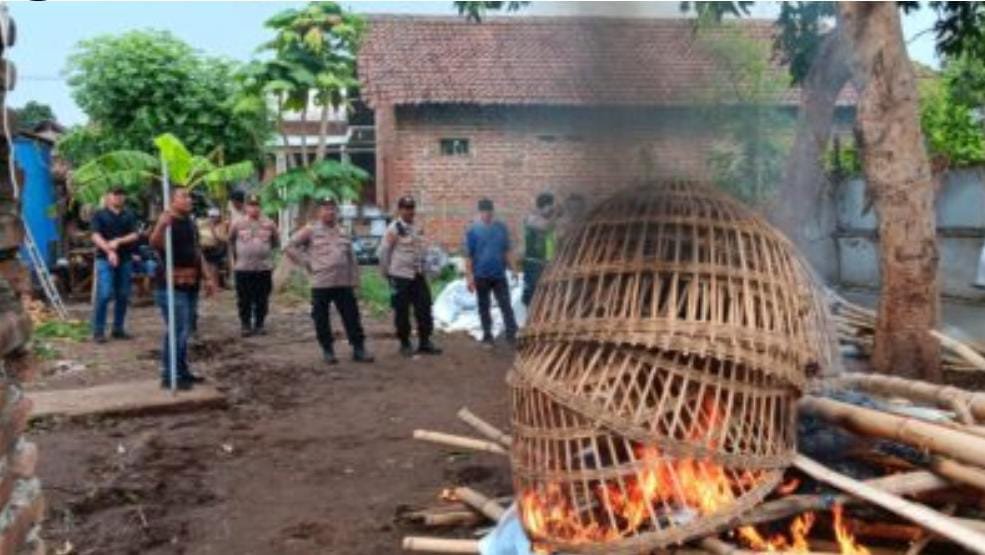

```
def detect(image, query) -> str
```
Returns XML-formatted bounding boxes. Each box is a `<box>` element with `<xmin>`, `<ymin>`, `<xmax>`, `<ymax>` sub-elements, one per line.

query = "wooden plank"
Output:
<box><xmin>29</xmin><ymin>379</ymin><xmax>226</xmax><ymax>420</ymax></box>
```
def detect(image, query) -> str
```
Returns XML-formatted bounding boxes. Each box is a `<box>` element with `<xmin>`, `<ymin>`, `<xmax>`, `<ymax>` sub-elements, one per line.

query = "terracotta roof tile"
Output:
<box><xmin>358</xmin><ymin>15</ymin><xmax>856</xmax><ymax>108</ymax></box>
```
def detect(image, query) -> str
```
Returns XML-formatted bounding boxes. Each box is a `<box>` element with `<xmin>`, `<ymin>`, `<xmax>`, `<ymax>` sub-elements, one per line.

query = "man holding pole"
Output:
<box><xmin>229</xmin><ymin>195</ymin><xmax>278</xmax><ymax>337</ymax></box>
<box><xmin>90</xmin><ymin>186</ymin><xmax>139</xmax><ymax>343</ymax></box>
<box><xmin>285</xmin><ymin>198</ymin><xmax>373</xmax><ymax>365</ymax></box>
<box><xmin>150</xmin><ymin>188</ymin><xmax>215</xmax><ymax>390</ymax></box>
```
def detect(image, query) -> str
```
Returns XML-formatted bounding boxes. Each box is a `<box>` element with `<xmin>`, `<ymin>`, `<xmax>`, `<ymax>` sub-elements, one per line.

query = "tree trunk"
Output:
<box><xmin>838</xmin><ymin>3</ymin><xmax>941</xmax><ymax>381</ymax></box>
<box><xmin>277</xmin><ymin>95</ymin><xmax>294</xmax><ymax>171</ymax></box>
<box><xmin>299</xmin><ymin>103</ymin><xmax>310</xmax><ymax>167</ymax></box>
<box><xmin>772</xmin><ymin>29</ymin><xmax>852</xmax><ymax>283</ymax></box>
<box><xmin>316</xmin><ymin>101</ymin><xmax>330</xmax><ymax>162</ymax></box>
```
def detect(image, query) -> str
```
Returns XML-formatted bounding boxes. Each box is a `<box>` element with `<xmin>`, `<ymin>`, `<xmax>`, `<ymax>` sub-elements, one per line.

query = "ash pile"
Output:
<box><xmin>399</xmin><ymin>182</ymin><xmax>985</xmax><ymax>555</ymax></box>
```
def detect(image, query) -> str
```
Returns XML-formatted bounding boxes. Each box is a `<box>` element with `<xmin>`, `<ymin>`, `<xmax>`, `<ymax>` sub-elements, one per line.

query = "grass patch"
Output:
<box><xmin>33</xmin><ymin>320</ymin><xmax>90</xmax><ymax>342</ymax></box>
<box><xmin>359</xmin><ymin>271</ymin><xmax>392</xmax><ymax>318</ymax></box>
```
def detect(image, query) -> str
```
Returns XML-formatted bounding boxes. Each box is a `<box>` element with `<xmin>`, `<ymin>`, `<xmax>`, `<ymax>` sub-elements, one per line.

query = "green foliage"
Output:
<box><xmin>946</xmin><ymin>54</ymin><xmax>985</xmax><ymax>111</ymax></box>
<box><xmin>250</xmin><ymin>2</ymin><xmax>364</xmax><ymax>150</ymax></box>
<box><xmin>72</xmin><ymin>134</ymin><xmax>254</xmax><ymax>206</ymax></box>
<box><xmin>919</xmin><ymin>74</ymin><xmax>985</xmax><ymax>168</ymax></box>
<box><xmin>822</xmin><ymin>142</ymin><xmax>862</xmax><ymax>177</ymax></box>
<box><xmin>455</xmin><ymin>1</ymin><xmax>530</xmax><ymax>22</ymax></box>
<box><xmin>358</xmin><ymin>271</ymin><xmax>391</xmax><ymax>317</ymax></box>
<box><xmin>33</xmin><ymin>319</ymin><xmax>90</xmax><ymax>342</ymax></box>
<box><xmin>696</xmin><ymin>23</ymin><xmax>795</xmax><ymax>204</ymax></box>
<box><xmin>259</xmin><ymin>159</ymin><xmax>367</xmax><ymax>214</ymax></box>
<box><xmin>72</xmin><ymin>150</ymin><xmax>159</xmax><ymax>206</ymax></box>
<box><xmin>59</xmin><ymin>30</ymin><xmax>271</xmax><ymax>168</ymax></box>
<box><xmin>13</xmin><ymin>101</ymin><xmax>55</xmax><ymax>132</ymax></box>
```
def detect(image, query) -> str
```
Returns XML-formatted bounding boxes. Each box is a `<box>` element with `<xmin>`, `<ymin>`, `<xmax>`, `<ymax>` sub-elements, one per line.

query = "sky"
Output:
<box><xmin>7</xmin><ymin>1</ymin><xmax>943</xmax><ymax>126</ymax></box>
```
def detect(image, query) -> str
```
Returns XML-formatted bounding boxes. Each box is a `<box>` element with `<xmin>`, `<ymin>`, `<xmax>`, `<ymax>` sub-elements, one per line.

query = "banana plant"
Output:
<box><xmin>71</xmin><ymin>133</ymin><xmax>255</xmax><ymax>206</ymax></box>
<box><xmin>259</xmin><ymin>159</ymin><xmax>367</xmax><ymax>215</ymax></box>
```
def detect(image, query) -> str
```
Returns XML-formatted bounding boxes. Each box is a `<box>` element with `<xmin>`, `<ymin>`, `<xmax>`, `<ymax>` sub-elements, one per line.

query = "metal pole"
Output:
<box><xmin>161</xmin><ymin>158</ymin><xmax>178</xmax><ymax>393</ymax></box>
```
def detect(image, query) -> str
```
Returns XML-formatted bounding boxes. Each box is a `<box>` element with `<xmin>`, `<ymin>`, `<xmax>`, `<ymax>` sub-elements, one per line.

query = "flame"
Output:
<box><xmin>833</xmin><ymin>504</ymin><xmax>871</xmax><ymax>555</ymax></box>
<box><xmin>517</xmin><ymin>397</ymin><xmax>870</xmax><ymax>555</ymax></box>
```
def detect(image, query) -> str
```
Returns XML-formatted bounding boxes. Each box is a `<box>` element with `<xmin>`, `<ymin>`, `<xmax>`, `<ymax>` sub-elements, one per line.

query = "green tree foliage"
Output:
<box><xmin>919</xmin><ymin>70</ymin><xmax>985</xmax><ymax>168</ymax></box>
<box><xmin>697</xmin><ymin>23</ymin><xmax>795</xmax><ymax>204</ymax></box>
<box><xmin>455</xmin><ymin>1</ymin><xmax>530</xmax><ymax>22</ymax></box>
<box><xmin>72</xmin><ymin>133</ymin><xmax>254</xmax><ymax>207</ymax></box>
<box><xmin>259</xmin><ymin>159</ymin><xmax>367</xmax><ymax>215</ymax></box>
<box><xmin>13</xmin><ymin>101</ymin><xmax>55</xmax><ymax>132</ymax></box>
<box><xmin>58</xmin><ymin>30</ymin><xmax>271</xmax><ymax>169</ymax></box>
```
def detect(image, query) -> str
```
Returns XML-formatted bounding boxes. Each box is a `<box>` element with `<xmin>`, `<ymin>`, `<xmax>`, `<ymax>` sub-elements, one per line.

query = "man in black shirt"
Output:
<box><xmin>90</xmin><ymin>186</ymin><xmax>139</xmax><ymax>343</ymax></box>
<box><xmin>150</xmin><ymin>188</ymin><xmax>217</xmax><ymax>390</ymax></box>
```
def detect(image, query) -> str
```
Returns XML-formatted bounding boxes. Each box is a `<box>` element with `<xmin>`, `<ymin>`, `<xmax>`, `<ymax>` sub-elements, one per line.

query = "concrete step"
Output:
<box><xmin>28</xmin><ymin>379</ymin><xmax>226</xmax><ymax>420</ymax></box>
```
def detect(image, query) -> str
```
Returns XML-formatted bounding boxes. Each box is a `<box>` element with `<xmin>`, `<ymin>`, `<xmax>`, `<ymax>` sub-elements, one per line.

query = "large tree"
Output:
<box><xmin>13</xmin><ymin>101</ymin><xmax>55</xmax><ymax>132</ymax></box>
<box><xmin>58</xmin><ymin>30</ymin><xmax>271</xmax><ymax>169</ymax></box>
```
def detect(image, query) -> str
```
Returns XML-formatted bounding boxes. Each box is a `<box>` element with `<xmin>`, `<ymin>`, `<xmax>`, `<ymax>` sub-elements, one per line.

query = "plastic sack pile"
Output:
<box><xmin>432</xmin><ymin>271</ymin><xmax>527</xmax><ymax>340</ymax></box>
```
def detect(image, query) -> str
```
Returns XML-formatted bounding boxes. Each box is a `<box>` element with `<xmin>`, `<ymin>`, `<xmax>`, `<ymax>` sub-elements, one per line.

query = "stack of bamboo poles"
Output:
<box><xmin>403</xmin><ymin>391</ymin><xmax>985</xmax><ymax>555</ymax></box>
<box><xmin>828</xmin><ymin>289</ymin><xmax>985</xmax><ymax>373</ymax></box>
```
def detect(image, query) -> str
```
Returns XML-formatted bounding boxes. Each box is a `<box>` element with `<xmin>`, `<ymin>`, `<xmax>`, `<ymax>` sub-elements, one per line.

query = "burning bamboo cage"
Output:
<box><xmin>508</xmin><ymin>182</ymin><xmax>841</xmax><ymax>554</ymax></box>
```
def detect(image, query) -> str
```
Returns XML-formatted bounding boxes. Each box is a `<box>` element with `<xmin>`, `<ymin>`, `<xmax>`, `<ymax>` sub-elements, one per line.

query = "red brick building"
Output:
<box><xmin>357</xmin><ymin>15</ymin><xmax>853</xmax><ymax>250</ymax></box>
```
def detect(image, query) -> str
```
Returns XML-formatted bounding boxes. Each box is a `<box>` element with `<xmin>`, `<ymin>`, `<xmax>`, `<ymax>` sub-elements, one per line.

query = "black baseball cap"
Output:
<box><xmin>230</xmin><ymin>190</ymin><xmax>246</xmax><ymax>203</ymax></box>
<box><xmin>397</xmin><ymin>195</ymin><xmax>416</xmax><ymax>209</ymax></box>
<box><xmin>110</xmin><ymin>186</ymin><xmax>126</xmax><ymax>195</ymax></box>
<box><xmin>317</xmin><ymin>197</ymin><xmax>338</xmax><ymax>206</ymax></box>
<box><xmin>536</xmin><ymin>192</ymin><xmax>554</xmax><ymax>208</ymax></box>
<box><xmin>477</xmin><ymin>198</ymin><xmax>494</xmax><ymax>212</ymax></box>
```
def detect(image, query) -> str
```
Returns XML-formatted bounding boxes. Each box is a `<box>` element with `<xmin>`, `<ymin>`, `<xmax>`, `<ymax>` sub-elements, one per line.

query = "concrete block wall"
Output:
<box><xmin>834</xmin><ymin>167</ymin><xmax>985</xmax><ymax>301</ymax></box>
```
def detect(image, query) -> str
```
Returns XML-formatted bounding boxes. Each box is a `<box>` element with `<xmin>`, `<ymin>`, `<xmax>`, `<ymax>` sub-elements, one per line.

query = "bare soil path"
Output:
<box><xmin>31</xmin><ymin>291</ymin><xmax>514</xmax><ymax>554</ymax></box>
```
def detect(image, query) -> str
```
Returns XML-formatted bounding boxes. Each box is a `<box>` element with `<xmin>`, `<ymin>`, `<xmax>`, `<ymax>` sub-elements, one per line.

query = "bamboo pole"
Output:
<box><xmin>456</xmin><ymin>407</ymin><xmax>512</xmax><ymax>447</ymax></box>
<box><xmin>828</xmin><ymin>373</ymin><xmax>985</xmax><ymax>423</ymax></box>
<box><xmin>793</xmin><ymin>454</ymin><xmax>985</xmax><ymax>554</ymax></box>
<box><xmin>799</xmin><ymin>396</ymin><xmax>985</xmax><ymax>468</ymax></box>
<box><xmin>930</xmin><ymin>457</ymin><xmax>985</xmax><ymax>493</ymax></box>
<box><xmin>930</xmin><ymin>330</ymin><xmax>985</xmax><ymax>371</ymax></box>
<box><xmin>402</xmin><ymin>537</ymin><xmax>480</xmax><ymax>553</ymax></box>
<box><xmin>422</xmin><ymin>511</ymin><xmax>482</xmax><ymax>527</ymax></box>
<box><xmin>452</xmin><ymin>486</ymin><xmax>506</xmax><ymax>522</ymax></box>
<box><xmin>413</xmin><ymin>430</ymin><xmax>508</xmax><ymax>456</ymax></box>
<box><xmin>723</xmin><ymin>470</ymin><xmax>948</xmax><ymax>531</ymax></box>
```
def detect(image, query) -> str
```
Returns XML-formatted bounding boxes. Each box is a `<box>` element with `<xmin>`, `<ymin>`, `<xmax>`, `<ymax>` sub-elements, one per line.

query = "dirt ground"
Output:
<box><xmin>30</xmin><ymin>290</ymin><xmax>515</xmax><ymax>554</ymax></box>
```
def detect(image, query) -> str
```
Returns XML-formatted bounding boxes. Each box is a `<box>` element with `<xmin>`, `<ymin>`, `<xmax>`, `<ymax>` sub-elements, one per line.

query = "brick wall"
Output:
<box><xmin>380</xmin><ymin>104</ymin><xmax>720</xmax><ymax>251</ymax></box>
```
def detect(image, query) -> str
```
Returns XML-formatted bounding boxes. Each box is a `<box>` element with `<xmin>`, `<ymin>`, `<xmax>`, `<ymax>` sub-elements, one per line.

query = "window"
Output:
<box><xmin>440</xmin><ymin>138</ymin><xmax>470</xmax><ymax>156</ymax></box>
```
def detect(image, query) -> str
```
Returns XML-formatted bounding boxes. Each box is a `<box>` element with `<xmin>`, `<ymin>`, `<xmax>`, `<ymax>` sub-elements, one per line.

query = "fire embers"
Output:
<box><xmin>509</xmin><ymin>183</ymin><xmax>835</xmax><ymax>553</ymax></box>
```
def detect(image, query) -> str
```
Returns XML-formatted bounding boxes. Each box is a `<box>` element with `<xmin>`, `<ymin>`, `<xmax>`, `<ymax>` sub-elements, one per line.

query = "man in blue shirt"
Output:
<box><xmin>464</xmin><ymin>198</ymin><xmax>518</xmax><ymax>347</ymax></box>
<box><xmin>90</xmin><ymin>187</ymin><xmax>140</xmax><ymax>343</ymax></box>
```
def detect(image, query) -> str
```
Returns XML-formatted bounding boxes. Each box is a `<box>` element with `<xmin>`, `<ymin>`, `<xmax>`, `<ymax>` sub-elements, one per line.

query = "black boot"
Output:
<box><xmin>399</xmin><ymin>341</ymin><xmax>414</xmax><ymax>358</ymax></box>
<box><xmin>352</xmin><ymin>345</ymin><xmax>374</xmax><ymax>363</ymax></box>
<box><xmin>417</xmin><ymin>340</ymin><xmax>442</xmax><ymax>355</ymax></box>
<box><xmin>323</xmin><ymin>348</ymin><xmax>339</xmax><ymax>365</ymax></box>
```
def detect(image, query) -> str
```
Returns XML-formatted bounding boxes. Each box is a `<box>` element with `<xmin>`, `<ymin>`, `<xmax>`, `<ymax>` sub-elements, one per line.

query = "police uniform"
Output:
<box><xmin>379</xmin><ymin>197</ymin><xmax>440</xmax><ymax>354</ymax></box>
<box><xmin>287</xmin><ymin>214</ymin><xmax>370</xmax><ymax>362</ymax></box>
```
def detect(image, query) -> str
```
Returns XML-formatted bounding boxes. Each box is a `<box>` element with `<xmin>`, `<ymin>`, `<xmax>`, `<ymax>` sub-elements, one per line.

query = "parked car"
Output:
<box><xmin>353</xmin><ymin>235</ymin><xmax>381</xmax><ymax>266</ymax></box>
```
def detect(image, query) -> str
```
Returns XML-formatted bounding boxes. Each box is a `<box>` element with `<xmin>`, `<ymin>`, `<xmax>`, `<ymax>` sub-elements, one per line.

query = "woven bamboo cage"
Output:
<box><xmin>508</xmin><ymin>182</ymin><xmax>837</xmax><ymax>554</ymax></box>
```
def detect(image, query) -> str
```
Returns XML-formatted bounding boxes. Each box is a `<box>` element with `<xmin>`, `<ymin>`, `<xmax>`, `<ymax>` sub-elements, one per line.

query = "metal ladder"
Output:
<box><xmin>21</xmin><ymin>225</ymin><xmax>67</xmax><ymax>320</ymax></box>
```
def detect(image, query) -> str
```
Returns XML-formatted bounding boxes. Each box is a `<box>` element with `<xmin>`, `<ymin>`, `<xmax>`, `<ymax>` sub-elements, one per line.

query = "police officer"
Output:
<box><xmin>286</xmin><ymin>198</ymin><xmax>374</xmax><ymax>365</ymax></box>
<box><xmin>379</xmin><ymin>195</ymin><xmax>442</xmax><ymax>357</ymax></box>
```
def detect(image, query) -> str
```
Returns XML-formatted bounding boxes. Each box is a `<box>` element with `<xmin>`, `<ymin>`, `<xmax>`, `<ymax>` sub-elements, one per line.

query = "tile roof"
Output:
<box><xmin>358</xmin><ymin>15</ymin><xmax>856</xmax><ymax>108</ymax></box>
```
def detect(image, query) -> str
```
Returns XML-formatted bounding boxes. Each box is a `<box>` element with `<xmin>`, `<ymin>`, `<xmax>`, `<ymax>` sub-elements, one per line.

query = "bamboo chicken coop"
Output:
<box><xmin>508</xmin><ymin>181</ymin><xmax>840</xmax><ymax>554</ymax></box>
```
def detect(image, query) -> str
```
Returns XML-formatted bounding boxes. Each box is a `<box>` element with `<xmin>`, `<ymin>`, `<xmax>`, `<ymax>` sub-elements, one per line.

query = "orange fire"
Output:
<box><xmin>518</xmin><ymin>398</ymin><xmax>871</xmax><ymax>554</ymax></box>
<box><xmin>833</xmin><ymin>503</ymin><xmax>871</xmax><ymax>555</ymax></box>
